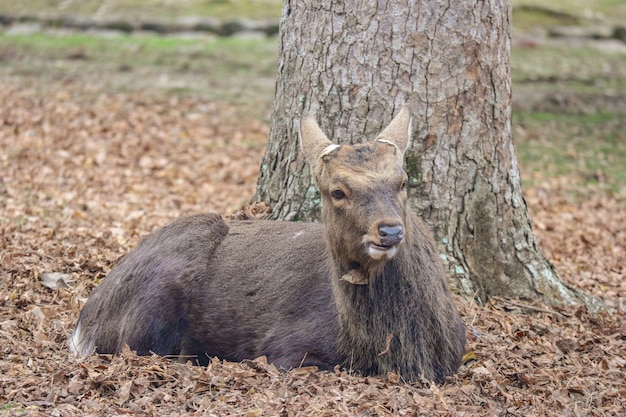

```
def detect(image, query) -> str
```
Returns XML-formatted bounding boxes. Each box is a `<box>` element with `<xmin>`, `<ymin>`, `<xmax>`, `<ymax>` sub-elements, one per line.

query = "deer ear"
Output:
<box><xmin>375</xmin><ymin>106</ymin><xmax>412</xmax><ymax>153</ymax></box>
<box><xmin>299</xmin><ymin>115</ymin><xmax>336</xmax><ymax>165</ymax></box>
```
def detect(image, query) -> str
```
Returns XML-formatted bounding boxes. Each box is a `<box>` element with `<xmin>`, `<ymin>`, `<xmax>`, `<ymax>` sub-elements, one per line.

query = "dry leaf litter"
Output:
<box><xmin>1</xmin><ymin>85</ymin><xmax>625</xmax><ymax>416</ymax></box>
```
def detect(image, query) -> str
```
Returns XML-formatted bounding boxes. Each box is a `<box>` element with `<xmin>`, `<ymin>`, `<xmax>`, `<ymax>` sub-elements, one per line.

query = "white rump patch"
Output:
<box><xmin>68</xmin><ymin>322</ymin><xmax>94</xmax><ymax>357</ymax></box>
<box><xmin>320</xmin><ymin>144</ymin><xmax>341</xmax><ymax>157</ymax></box>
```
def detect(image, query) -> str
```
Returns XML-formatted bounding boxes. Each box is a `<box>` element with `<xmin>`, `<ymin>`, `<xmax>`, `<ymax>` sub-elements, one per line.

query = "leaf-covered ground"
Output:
<box><xmin>1</xmin><ymin>76</ymin><xmax>625</xmax><ymax>416</ymax></box>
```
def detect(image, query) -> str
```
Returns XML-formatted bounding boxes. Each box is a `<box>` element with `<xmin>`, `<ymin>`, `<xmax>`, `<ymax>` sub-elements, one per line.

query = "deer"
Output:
<box><xmin>69</xmin><ymin>107</ymin><xmax>466</xmax><ymax>383</ymax></box>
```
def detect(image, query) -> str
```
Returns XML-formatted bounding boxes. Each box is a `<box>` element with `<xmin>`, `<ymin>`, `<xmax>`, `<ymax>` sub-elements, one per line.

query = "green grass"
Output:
<box><xmin>0</xmin><ymin>31</ymin><xmax>278</xmax><ymax>116</ymax></box>
<box><xmin>0</xmin><ymin>0</ymin><xmax>283</xmax><ymax>21</ymax></box>
<box><xmin>513</xmin><ymin>5</ymin><xmax>581</xmax><ymax>31</ymax></box>
<box><xmin>514</xmin><ymin>111</ymin><xmax>626</xmax><ymax>196</ymax></box>
<box><xmin>0</xmin><ymin>31</ymin><xmax>277</xmax><ymax>78</ymax></box>
<box><xmin>513</xmin><ymin>0</ymin><xmax>626</xmax><ymax>27</ymax></box>
<box><xmin>509</xmin><ymin>35</ymin><xmax>626</xmax><ymax>197</ymax></box>
<box><xmin>0</xmin><ymin>31</ymin><xmax>277</xmax><ymax>70</ymax></box>
<box><xmin>512</xmin><ymin>44</ymin><xmax>626</xmax><ymax>88</ymax></box>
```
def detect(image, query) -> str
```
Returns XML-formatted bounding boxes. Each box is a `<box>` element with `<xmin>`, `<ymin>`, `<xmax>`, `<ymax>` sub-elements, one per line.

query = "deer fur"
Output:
<box><xmin>69</xmin><ymin>108</ymin><xmax>466</xmax><ymax>382</ymax></box>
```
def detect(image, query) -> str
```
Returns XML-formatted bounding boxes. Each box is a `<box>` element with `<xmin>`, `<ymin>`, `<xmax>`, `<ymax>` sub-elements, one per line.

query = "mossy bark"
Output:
<box><xmin>256</xmin><ymin>0</ymin><xmax>601</xmax><ymax>310</ymax></box>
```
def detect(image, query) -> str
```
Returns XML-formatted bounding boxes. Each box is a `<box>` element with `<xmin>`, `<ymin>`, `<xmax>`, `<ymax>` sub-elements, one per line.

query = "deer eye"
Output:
<box><xmin>331</xmin><ymin>189</ymin><xmax>347</xmax><ymax>200</ymax></box>
<box><xmin>400</xmin><ymin>180</ymin><xmax>407</xmax><ymax>191</ymax></box>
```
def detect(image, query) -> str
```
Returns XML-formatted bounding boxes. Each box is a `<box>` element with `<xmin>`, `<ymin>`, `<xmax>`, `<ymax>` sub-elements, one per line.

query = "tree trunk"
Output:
<box><xmin>256</xmin><ymin>0</ymin><xmax>601</xmax><ymax>310</ymax></box>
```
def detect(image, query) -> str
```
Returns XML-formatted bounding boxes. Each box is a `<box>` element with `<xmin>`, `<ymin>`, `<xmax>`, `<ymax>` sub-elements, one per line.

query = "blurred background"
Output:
<box><xmin>1</xmin><ymin>0</ymin><xmax>623</xmax><ymax>199</ymax></box>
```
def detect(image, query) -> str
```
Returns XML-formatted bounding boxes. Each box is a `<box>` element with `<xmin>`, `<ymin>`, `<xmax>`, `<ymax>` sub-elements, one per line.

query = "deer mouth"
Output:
<box><xmin>367</xmin><ymin>242</ymin><xmax>398</xmax><ymax>261</ymax></box>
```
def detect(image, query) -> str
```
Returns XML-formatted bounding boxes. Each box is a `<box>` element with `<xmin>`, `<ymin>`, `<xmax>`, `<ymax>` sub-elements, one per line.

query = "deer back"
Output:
<box><xmin>70</xmin><ymin>214</ymin><xmax>344</xmax><ymax>370</ymax></box>
<box><xmin>178</xmin><ymin>219</ymin><xmax>343</xmax><ymax>369</ymax></box>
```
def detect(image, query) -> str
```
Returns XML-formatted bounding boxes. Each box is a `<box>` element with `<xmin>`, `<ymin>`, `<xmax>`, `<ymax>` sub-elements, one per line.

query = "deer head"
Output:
<box><xmin>300</xmin><ymin>107</ymin><xmax>412</xmax><ymax>282</ymax></box>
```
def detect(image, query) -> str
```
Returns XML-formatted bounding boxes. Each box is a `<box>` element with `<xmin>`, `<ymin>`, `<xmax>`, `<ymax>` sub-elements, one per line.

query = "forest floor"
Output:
<box><xmin>1</xmin><ymin>1</ymin><xmax>626</xmax><ymax>416</ymax></box>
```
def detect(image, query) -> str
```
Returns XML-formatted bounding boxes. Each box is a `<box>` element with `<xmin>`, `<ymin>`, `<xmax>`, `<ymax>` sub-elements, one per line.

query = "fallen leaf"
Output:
<box><xmin>41</xmin><ymin>272</ymin><xmax>74</xmax><ymax>290</ymax></box>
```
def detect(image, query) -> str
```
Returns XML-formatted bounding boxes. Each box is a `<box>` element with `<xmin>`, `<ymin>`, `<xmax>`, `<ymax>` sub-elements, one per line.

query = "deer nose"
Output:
<box><xmin>378</xmin><ymin>224</ymin><xmax>404</xmax><ymax>247</ymax></box>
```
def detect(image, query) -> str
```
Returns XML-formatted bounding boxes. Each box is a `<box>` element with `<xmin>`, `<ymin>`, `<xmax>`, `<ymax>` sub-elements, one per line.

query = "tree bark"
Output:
<box><xmin>256</xmin><ymin>0</ymin><xmax>601</xmax><ymax>310</ymax></box>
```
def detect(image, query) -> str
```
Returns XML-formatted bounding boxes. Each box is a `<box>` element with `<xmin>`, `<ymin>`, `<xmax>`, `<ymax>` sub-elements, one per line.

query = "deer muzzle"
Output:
<box><xmin>365</xmin><ymin>223</ymin><xmax>404</xmax><ymax>261</ymax></box>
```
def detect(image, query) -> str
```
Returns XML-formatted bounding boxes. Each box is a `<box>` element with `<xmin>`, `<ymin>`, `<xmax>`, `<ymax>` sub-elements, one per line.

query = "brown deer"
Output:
<box><xmin>69</xmin><ymin>108</ymin><xmax>466</xmax><ymax>383</ymax></box>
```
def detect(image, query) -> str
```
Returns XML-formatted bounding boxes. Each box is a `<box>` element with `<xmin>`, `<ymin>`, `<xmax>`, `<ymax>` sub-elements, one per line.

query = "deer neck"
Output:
<box><xmin>329</xmin><ymin>245</ymin><xmax>416</xmax><ymax>375</ymax></box>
